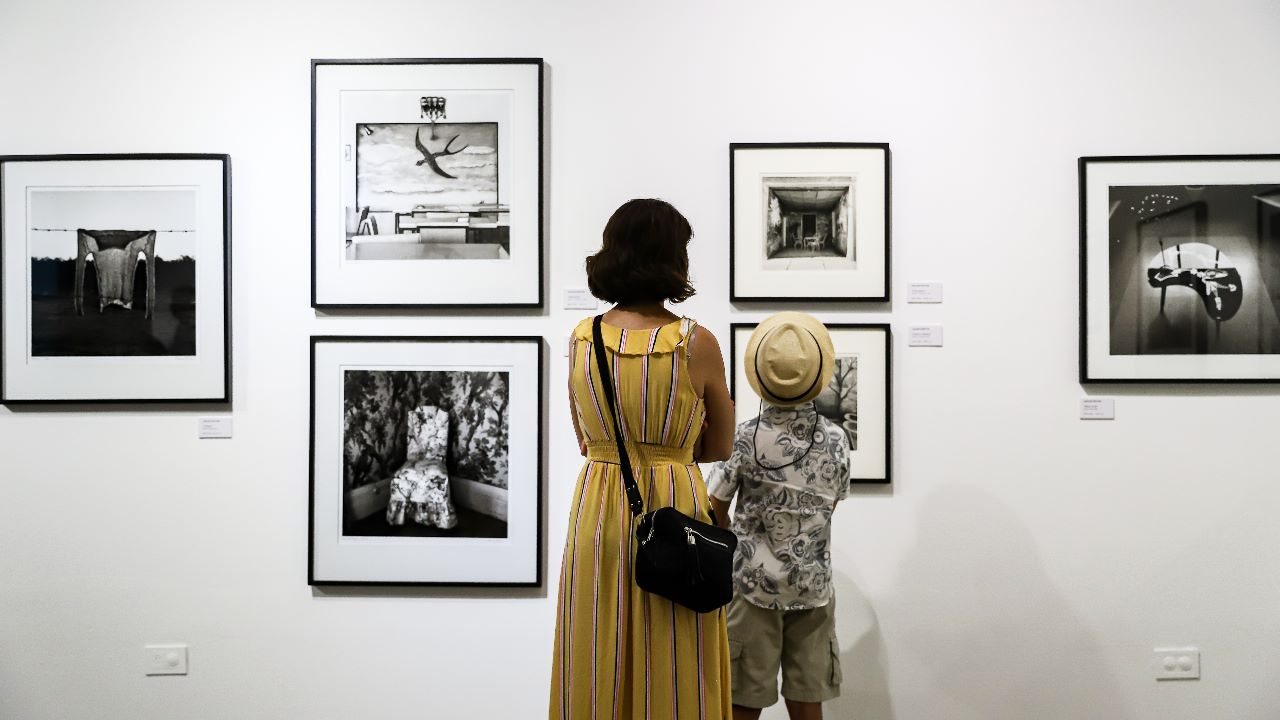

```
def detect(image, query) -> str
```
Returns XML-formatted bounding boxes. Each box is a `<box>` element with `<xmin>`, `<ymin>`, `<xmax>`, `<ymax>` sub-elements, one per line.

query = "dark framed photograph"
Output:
<box><xmin>730</xmin><ymin>143</ymin><xmax>890</xmax><ymax>302</ymax></box>
<box><xmin>311</xmin><ymin>58</ymin><xmax>544</xmax><ymax>309</ymax></box>
<box><xmin>1</xmin><ymin>154</ymin><xmax>231</xmax><ymax>404</ymax></box>
<box><xmin>310</xmin><ymin>335</ymin><xmax>543</xmax><ymax>586</ymax></box>
<box><xmin>1081</xmin><ymin>155</ymin><xmax>1280</xmax><ymax>382</ymax></box>
<box><xmin>729</xmin><ymin>322</ymin><xmax>891</xmax><ymax>483</ymax></box>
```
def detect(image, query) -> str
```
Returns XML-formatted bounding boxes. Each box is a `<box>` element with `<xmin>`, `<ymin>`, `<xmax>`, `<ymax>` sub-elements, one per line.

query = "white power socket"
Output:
<box><xmin>144</xmin><ymin>644</ymin><xmax>188</xmax><ymax>676</ymax></box>
<box><xmin>1152</xmin><ymin>647</ymin><xmax>1199</xmax><ymax>681</ymax></box>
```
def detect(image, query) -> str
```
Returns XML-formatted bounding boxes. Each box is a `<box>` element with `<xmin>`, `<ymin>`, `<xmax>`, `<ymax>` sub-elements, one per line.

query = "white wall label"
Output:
<box><xmin>563</xmin><ymin>288</ymin><xmax>598</xmax><ymax>311</ymax></box>
<box><xmin>908</xmin><ymin>325</ymin><xmax>944</xmax><ymax>347</ymax></box>
<box><xmin>1080</xmin><ymin>398</ymin><xmax>1115</xmax><ymax>420</ymax></box>
<box><xmin>198</xmin><ymin>417</ymin><xmax>233</xmax><ymax>439</ymax></box>
<box><xmin>908</xmin><ymin>282</ymin><xmax>943</xmax><ymax>303</ymax></box>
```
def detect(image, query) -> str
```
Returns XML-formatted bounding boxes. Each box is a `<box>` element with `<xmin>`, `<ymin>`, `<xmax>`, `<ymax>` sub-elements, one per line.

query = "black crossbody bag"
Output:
<box><xmin>592</xmin><ymin>315</ymin><xmax>737</xmax><ymax>614</ymax></box>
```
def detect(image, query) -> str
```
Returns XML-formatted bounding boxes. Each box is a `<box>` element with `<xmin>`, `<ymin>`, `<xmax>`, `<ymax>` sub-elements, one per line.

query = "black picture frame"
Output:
<box><xmin>729</xmin><ymin>142</ymin><xmax>891</xmax><ymax>303</ymax></box>
<box><xmin>308</xmin><ymin>335</ymin><xmax>544</xmax><ymax>587</ymax></box>
<box><xmin>729</xmin><ymin>322</ymin><xmax>892</xmax><ymax>484</ymax></box>
<box><xmin>1080</xmin><ymin>154</ymin><xmax>1280</xmax><ymax>383</ymax></box>
<box><xmin>0</xmin><ymin>153</ymin><xmax>232</xmax><ymax>405</ymax></box>
<box><xmin>310</xmin><ymin>58</ymin><xmax>545</xmax><ymax>310</ymax></box>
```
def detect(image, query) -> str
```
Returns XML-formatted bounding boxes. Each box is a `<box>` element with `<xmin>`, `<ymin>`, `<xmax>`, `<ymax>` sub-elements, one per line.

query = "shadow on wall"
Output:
<box><xmin>863</xmin><ymin>486</ymin><xmax>1133</xmax><ymax>720</ymax></box>
<box><xmin>826</xmin><ymin>572</ymin><xmax>895</xmax><ymax>719</ymax></box>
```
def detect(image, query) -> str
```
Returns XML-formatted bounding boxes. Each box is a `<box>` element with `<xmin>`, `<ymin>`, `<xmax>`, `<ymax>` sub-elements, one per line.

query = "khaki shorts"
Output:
<box><xmin>726</xmin><ymin>594</ymin><xmax>842</xmax><ymax>708</ymax></box>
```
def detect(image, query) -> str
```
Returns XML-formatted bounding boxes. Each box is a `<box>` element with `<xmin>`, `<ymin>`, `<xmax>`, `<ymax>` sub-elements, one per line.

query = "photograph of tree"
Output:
<box><xmin>814</xmin><ymin>355</ymin><xmax>858</xmax><ymax>450</ymax></box>
<box><xmin>729</xmin><ymin>322</ymin><xmax>890</xmax><ymax>483</ymax></box>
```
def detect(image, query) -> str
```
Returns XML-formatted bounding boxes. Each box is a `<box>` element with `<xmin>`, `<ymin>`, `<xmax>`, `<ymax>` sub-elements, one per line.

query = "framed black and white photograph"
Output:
<box><xmin>310</xmin><ymin>335</ymin><xmax>543</xmax><ymax>586</ymax></box>
<box><xmin>312</xmin><ymin>58</ymin><xmax>544</xmax><ymax>308</ymax></box>
<box><xmin>730</xmin><ymin>322</ymin><xmax>891</xmax><ymax>483</ymax></box>
<box><xmin>1081</xmin><ymin>155</ymin><xmax>1280</xmax><ymax>382</ymax></box>
<box><xmin>1</xmin><ymin>154</ymin><xmax>231</xmax><ymax>403</ymax></box>
<box><xmin>730</xmin><ymin>143</ymin><xmax>890</xmax><ymax>302</ymax></box>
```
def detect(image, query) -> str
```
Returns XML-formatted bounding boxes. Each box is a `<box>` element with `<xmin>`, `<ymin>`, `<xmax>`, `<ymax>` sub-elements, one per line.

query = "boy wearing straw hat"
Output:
<box><xmin>707</xmin><ymin>312</ymin><xmax>850</xmax><ymax>720</ymax></box>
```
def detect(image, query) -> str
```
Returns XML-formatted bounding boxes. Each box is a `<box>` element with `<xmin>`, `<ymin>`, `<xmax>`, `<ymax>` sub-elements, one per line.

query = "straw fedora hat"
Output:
<box><xmin>745</xmin><ymin>312</ymin><xmax>835</xmax><ymax>408</ymax></box>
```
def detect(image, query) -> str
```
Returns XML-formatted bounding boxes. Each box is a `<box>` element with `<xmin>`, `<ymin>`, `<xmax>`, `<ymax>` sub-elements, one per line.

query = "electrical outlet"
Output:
<box><xmin>144</xmin><ymin>644</ymin><xmax>188</xmax><ymax>676</ymax></box>
<box><xmin>1153</xmin><ymin>648</ymin><xmax>1199</xmax><ymax>681</ymax></box>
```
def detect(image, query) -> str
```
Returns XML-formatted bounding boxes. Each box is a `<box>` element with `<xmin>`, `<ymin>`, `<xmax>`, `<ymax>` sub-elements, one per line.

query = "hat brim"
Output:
<box><xmin>744</xmin><ymin>312</ymin><xmax>837</xmax><ymax>407</ymax></box>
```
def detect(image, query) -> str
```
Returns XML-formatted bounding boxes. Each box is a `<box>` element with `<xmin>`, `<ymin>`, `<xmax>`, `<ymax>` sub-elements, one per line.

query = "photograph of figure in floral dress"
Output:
<box><xmin>340</xmin><ymin>368</ymin><xmax>510</xmax><ymax>539</ymax></box>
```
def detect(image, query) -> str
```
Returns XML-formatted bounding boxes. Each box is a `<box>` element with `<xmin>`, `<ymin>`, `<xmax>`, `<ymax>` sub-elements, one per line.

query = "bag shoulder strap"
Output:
<box><xmin>593</xmin><ymin>315</ymin><xmax>645</xmax><ymax>517</ymax></box>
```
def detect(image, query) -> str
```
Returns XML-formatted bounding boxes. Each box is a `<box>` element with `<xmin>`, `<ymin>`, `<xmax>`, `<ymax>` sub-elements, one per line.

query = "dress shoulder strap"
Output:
<box><xmin>677</xmin><ymin>318</ymin><xmax>699</xmax><ymax>360</ymax></box>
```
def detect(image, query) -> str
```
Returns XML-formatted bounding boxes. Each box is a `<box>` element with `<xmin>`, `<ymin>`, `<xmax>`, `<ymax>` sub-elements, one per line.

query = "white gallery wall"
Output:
<box><xmin>2</xmin><ymin>0</ymin><xmax>1279</xmax><ymax>718</ymax></box>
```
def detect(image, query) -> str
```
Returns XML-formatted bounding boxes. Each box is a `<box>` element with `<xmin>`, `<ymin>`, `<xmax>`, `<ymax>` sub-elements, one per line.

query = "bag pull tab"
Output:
<box><xmin>684</xmin><ymin>527</ymin><xmax>704</xmax><ymax>585</ymax></box>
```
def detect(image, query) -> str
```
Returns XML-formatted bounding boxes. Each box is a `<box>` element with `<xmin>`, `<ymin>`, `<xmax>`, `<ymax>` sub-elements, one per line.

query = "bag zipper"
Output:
<box><xmin>684</xmin><ymin>526</ymin><xmax>731</xmax><ymax>550</ymax></box>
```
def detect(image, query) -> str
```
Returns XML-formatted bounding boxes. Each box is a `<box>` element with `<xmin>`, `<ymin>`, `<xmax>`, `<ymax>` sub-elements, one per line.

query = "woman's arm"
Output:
<box><xmin>568</xmin><ymin>336</ymin><xmax>586</xmax><ymax>456</ymax></box>
<box><xmin>688</xmin><ymin>326</ymin><xmax>734</xmax><ymax>462</ymax></box>
<box><xmin>709</xmin><ymin>495</ymin><xmax>732</xmax><ymax>529</ymax></box>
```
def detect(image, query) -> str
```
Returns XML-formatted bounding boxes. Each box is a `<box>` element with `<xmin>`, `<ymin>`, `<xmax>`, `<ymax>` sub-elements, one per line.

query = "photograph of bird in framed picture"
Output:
<box><xmin>353</xmin><ymin>119</ymin><xmax>506</xmax><ymax>261</ymax></box>
<box><xmin>312</xmin><ymin>58</ymin><xmax>544</xmax><ymax>309</ymax></box>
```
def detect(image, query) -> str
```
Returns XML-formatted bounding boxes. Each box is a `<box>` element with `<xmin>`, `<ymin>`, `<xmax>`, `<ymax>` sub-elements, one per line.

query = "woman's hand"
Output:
<box><xmin>709</xmin><ymin>495</ymin><xmax>732</xmax><ymax>530</ymax></box>
<box><xmin>692</xmin><ymin>419</ymin><xmax>707</xmax><ymax>460</ymax></box>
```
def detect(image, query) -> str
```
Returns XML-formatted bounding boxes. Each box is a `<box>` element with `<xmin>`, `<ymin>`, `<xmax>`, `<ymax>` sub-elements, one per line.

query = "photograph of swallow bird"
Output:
<box><xmin>415</xmin><ymin>128</ymin><xmax>469</xmax><ymax>179</ymax></box>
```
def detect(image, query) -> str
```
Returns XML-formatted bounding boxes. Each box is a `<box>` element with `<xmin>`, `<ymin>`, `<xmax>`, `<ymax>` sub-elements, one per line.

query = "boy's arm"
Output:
<box><xmin>835</xmin><ymin>426</ymin><xmax>852</xmax><ymax>507</ymax></box>
<box><xmin>705</xmin><ymin>461</ymin><xmax>735</xmax><ymax>529</ymax></box>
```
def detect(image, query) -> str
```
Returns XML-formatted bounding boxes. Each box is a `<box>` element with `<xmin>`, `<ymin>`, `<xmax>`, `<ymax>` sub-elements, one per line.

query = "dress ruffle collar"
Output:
<box><xmin>573</xmin><ymin>316</ymin><xmax>694</xmax><ymax>356</ymax></box>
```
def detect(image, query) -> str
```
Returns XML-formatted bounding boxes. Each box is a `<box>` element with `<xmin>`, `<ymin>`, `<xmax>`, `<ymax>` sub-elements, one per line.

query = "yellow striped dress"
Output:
<box><xmin>550</xmin><ymin>316</ymin><xmax>731</xmax><ymax>720</ymax></box>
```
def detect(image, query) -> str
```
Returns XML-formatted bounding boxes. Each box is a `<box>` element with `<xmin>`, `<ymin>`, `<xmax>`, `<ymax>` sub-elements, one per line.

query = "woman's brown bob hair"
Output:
<box><xmin>586</xmin><ymin>199</ymin><xmax>697</xmax><ymax>306</ymax></box>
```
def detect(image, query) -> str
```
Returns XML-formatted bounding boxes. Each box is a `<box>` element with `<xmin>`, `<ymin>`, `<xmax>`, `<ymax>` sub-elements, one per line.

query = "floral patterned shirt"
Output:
<box><xmin>706</xmin><ymin>403</ymin><xmax>850</xmax><ymax>610</ymax></box>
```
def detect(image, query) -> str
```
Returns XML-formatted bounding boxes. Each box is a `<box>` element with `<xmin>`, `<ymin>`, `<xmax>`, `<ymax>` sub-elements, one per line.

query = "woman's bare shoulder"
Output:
<box><xmin>687</xmin><ymin>324</ymin><xmax>725</xmax><ymax>366</ymax></box>
<box><xmin>689</xmin><ymin>324</ymin><xmax>721</xmax><ymax>348</ymax></box>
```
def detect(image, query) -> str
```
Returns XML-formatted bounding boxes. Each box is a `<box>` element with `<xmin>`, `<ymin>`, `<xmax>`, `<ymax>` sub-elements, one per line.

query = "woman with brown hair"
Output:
<box><xmin>550</xmin><ymin>199</ymin><xmax>737</xmax><ymax>719</ymax></box>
